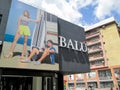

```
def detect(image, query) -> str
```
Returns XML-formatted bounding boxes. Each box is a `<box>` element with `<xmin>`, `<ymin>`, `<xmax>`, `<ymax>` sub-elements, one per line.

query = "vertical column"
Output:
<box><xmin>32</xmin><ymin>77</ymin><xmax>42</xmax><ymax>90</ymax></box>
<box><xmin>58</xmin><ymin>73</ymin><xmax>64</xmax><ymax>90</ymax></box>
<box><xmin>111</xmin><ymin>67</ymin><xmax>118</xmax><ymax>89</ymax></box>
<box><xmin>0</xmin><ymin>69</ymin><xmax>2</xmax><ymax>90</ymax></box>
<box><xmin>74</xmin><ymin>74</ymin><xmax>76</xmax><ymax>89</ymax></box>
<box><xmin>96</xmin><ymin>70</ymin><xmax>100</xmax><ymax>88</ymax></box>
<box><xmin>84</xmin><ymin>73</ymin><xmax>88</xmax><ymax>89</ymax></box>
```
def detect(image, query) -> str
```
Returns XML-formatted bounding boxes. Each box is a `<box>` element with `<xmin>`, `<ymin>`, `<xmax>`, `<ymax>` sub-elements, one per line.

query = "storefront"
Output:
<box><xmin>0</xmin><ymin>0</ymin><xmax>90</xmax><ymax>90</ymax></box>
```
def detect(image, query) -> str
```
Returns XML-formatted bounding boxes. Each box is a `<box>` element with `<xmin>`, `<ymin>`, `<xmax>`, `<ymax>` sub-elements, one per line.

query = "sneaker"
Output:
<box><xmin>21</xmin><ymin>59</ymin><xmax>31</xmax><ymax>63</ymax></box>
<box><xmin>34</xmin><ymin>61</ymin><xmax>41</xmax><ymax>65</ymax></box>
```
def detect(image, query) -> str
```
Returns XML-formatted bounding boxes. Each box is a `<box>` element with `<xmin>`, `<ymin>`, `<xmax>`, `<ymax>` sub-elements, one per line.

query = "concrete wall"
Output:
<box><xmin>0</xmin><ymin>0</ymin><xmax>11</xmax><ymax>41</ymax></box>
<box><xmin>100</xmin><ymin>23</ymin><xmax>120</xmax><ymax>66</ymax></box>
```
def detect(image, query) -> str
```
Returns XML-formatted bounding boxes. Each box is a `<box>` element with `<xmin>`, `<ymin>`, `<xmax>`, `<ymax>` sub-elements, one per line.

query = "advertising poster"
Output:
<box><xmin>0</xmin><ymin>0</ymin><xmax>59</xmax><ymax>71</ymax></box>
<box><xmin>0</xmin><ymin>0</ymin><xmax>89</xmax><ymax>73</ymax></box>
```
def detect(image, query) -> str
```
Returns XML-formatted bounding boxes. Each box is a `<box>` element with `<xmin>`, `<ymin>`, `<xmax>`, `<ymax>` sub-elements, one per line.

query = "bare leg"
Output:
<box><xmin>27</xmin><ymin>48</ymin><xmax>39</xmax><ymax>60</ymax></box>
<box><xmin>21</xmin><ymin>35</ymin><xmax>28</xmax><ymax>58</ymax></box>
<box><xmin>5</xmin><ymin>31</ymin><xmax>21</xmax><ymax>58</ymax></box>
<box><xmin>38</xmin><ymin>49</ymin><xmax>49</xmax><ymax>62</ymax></box>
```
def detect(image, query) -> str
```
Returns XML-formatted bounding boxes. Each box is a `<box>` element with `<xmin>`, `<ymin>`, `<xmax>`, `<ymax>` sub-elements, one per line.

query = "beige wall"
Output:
<box><xmin>100</xmin><ymin>23</ymin><xmax>120</xmax><ymax>66</ymax></box>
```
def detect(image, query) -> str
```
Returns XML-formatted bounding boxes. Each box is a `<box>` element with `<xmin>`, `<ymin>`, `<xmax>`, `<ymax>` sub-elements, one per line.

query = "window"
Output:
<box><xmin>76</xmin><ymin>83</ymin><xmax>85</xmax><ymax>87</ymax></box>
<box><xmin>88</xmin><ymin>82</ymin><xmax>98</xmax><ymax>88</ymax></box>
<box><xmin>76</xmin><ymin>74</ymin><xmax>84</xmax><ymax>81</ymax></box>
<box><xmin>100</xmin><ymin>82</ymin><xmax>114</xmax><ymax>88</ymax></box>
<box><xmin>89</xmin><ymin>51</ymin><xmax>103</xmax><ymax>58</ymax></box>
<box><xmin>87</xmin><ymin>71</ymin><xmax>96</xmax><ymax>78</ymax></box>
<box><xmin>52</xmin><ymin>15</ymin><xmax>57</xmax><ymax>22</ymax></box>
<box><xmin>68</xmin><ymin>83</ymin><xmax>74</xmax><ymax>88</ymax></box>
<box><xmin>90</xmin><ymin>59</ymin><xmax>104</xmax><ymax>66</ymax></box>
<box><xmin>95</xmin><ymin>60</ymin><xmax>104</xmax><ymax>66</ymax></box>
<box><xmin>88</xmin><ymin>44</ymin><xmax>101</xmax><ymax>50</ymax></box>
<box><xmin>46</xmin><ymin>13</ymin><xmax>51</xmax><ymax>21</ymax></box>
<box><xmin>0</xmin><ymin>14</ymin><xmax>2</xmax><ymax>24</ymax></box>
<box><xmin>46</xmin><ymin>12</ymin><xmax>57</xmax><ymax>22</ymax></box>
<box><xmin>98</xmin><ymin>70</ymin><xmax>112</xmax><ymax>80</ymax></box>
<box><xmin>114</xmin><ymin>68</ymin><xmax>120</xmax><ymax>80</ymax></box>
<box><xmin>68</xmin><ymin>75</ymin><xmax>74</xmax><ymax>80</ymax></box>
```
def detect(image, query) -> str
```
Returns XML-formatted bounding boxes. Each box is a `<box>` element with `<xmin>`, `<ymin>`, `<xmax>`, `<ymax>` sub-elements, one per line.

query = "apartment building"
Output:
<box><xmin>64</xmin><ymin>17</ymin><xmax>120</xmax><ymax>90</ymax></box>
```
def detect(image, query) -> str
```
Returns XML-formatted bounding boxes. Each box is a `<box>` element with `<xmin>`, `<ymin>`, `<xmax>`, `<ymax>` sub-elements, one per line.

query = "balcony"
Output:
<box><xmin>76</xmin><ymin>83</ymin><xmax>85</xmax><ymax>88</ymax></box>
<box><xmin>76</xmin><ymin>80</ymin><xmax>85</xmax><ymax>84</ymax></box>
<box><xmin>89</xmin><ymin>56</ymin><xmax>104</xmax><ymax>61</ymax></box>
<box><xmin>90</xmin><ymin>58</ymin><xmax>105</xmax><ymax>69</ymax></box>
<box><xmin>88</xmin><ymin>48</ymin><xmax>103</xmax><ymax>54</ymax></box>
<box><xmin>76</xmin><ymin>79</ymin><xmax>84</xmax><ymax>82</ymax></box>
<box><xmin>99</xmin><ymin>76</ymin><xmax>112</xmax><ymax>80</ymax></box>
<box><xmin>87</xmin><ymin>40</ymin><xmax>101</xmax><ymax>46</ymax></box>
<box><xmin>86</xmin><ymin>33</ymin><xmax>100</xmax><ymax>39</ymax></box>
<box><xmin>90</xmin><ymin>65</ymin><xmax>106</xmax><ymax>69</ymax></box>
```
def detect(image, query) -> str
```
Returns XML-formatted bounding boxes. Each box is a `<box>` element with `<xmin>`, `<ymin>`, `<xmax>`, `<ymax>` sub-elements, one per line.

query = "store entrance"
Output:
<box><xmin>0</xmin><ymin>69</ymin><xmax>63</xmax><ymax>90</ymax></box>
<box><xmin>0</xmin><ymin>76</ymin><xmax>33</xmax><ymax>90</ymax></box>
<box><xmin>0</xmin><ymin>76</ymin><xmax>58</xmax><ymax>90</ymax></box>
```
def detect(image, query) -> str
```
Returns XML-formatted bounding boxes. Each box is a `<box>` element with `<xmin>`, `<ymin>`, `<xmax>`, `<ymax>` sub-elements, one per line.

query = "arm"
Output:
<box><xmin>29</xmin><ymin>16</ymin><xmax>41</xmax><ymax>23</ymax></box>
<box><xmin>30</xmin><ymin>19</ymin><xmax>40</xmax><ymax>23</ymax></box>
<box><xmin>48</xmin><ymin>49</ymin><xmax>55</xmax><ymax>53</ymax></box>
<box><xmin>47</xmin><ymin>47</ymin><xmax>56</xmax><ymax>53</ymax></box>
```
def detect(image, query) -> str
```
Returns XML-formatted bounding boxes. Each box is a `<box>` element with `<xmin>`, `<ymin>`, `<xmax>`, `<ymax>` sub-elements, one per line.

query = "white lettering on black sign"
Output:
<box><xmin>59</xmin><ymin>36</ymin><xmax>88</xmax><ymax>52</ymax></box>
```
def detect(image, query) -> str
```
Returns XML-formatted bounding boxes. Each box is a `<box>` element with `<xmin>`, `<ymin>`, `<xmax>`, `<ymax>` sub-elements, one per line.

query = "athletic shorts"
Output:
<box><xmin>19</xmin><ymin>25</ymin><xmax>30</xmax><ymax>36</ymax></box>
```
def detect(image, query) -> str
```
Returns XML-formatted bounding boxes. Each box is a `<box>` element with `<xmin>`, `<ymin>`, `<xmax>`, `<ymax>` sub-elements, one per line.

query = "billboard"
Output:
<box><xmin>0</xmin><ymin>0</ymin><xmax>89</xmax><ymax>73</ymax></box>
<box><xmin>0</xmin><ymin>0</ymin><xmax>59</xmax><ymax>71</ymax></box>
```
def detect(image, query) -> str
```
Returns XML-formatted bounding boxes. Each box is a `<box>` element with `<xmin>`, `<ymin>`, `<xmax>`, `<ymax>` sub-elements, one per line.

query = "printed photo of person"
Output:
<box><xmin>21</xmin><ymin>40</ymin><xmax>56</xmax><ymax>65</ymax></box>
<box><xmin>0</xmin><ymin>0</ymin><xmax>59</xmax><ymax>71</ymax></box>
<box><xmin>5</xmin><ymin>10</ymin><xmax>40</xmax><ymax>59</ymax></box>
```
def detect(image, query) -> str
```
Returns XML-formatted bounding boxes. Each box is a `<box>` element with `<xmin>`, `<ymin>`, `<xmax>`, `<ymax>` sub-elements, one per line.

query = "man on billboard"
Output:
<box><xmin>21</xmin><ymin>40</ymin><xmax>56</xmax><ymax>65</ymax></box>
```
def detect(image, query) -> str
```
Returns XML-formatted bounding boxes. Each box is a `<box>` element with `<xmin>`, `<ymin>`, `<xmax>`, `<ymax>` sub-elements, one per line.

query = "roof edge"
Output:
<box><xmin>85</xmin><ymin>17</ymin><xmax>116</xmax><ymax>31</ymax></box>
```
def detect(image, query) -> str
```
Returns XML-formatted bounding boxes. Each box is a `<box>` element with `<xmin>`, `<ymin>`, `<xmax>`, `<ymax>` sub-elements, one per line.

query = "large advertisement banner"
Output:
<box><xmin>0</xmin><ymin>0</ymin><xmax>89</xmax><ymax>73</ymax></box>
<box><xmin>0</xmin><ymin>0</ymin><xmax>59</xmax><ymax>71</ymax></box>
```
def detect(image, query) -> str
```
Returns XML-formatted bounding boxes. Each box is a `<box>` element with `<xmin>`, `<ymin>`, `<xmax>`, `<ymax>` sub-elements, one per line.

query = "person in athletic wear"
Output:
<box><xmin>5</xmin><ymin>10</ymin><xmax>40</xmax><ymax>59</ymax></box>
<box><xmin>21</xmin><ymin>40</ymin><xmax>56</xmax><ymax>65</ymax></box>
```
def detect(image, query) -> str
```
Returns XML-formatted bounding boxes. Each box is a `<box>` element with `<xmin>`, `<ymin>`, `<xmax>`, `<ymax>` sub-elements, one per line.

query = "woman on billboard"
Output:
<box><xmin>5</xmin><ymin>10</ymin><xmax>40</xmax><ymax>59</ymax></box>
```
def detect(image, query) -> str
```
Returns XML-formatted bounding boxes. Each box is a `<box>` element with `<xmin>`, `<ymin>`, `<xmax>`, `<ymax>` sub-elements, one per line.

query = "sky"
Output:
<box><xmin>18</xmin><ymin>0</ymin><xmax>120</xmax><ymax>27</ymax></box>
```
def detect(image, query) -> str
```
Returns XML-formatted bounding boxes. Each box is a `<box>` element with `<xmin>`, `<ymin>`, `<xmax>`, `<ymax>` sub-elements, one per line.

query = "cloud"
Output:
<box><xmin>69</xmin><ymin>0</ymin><xmax>95</xmax><ymax>9</ymax></box>
<box><xmin>41</xmin><ymin>0</ymin><xmax>82</xmax><ymax>23</ymax></box>
<box><xmin>18</xmin><ymin>0</ymin><xmax>120</xmax><ymax>26</ymax></box>
<box><xmin>18</xmin><ymin>0</ymin><xmax>97</xmax><ymax>26</ymax></box>
<box><xmin>94</xmin><ymin>0</ymin><xmax>120</xmax><ymax>20</ymax></box>
<box><xmin>19</xmin><ymin>0</ymin><xmax>83</xmax><ymax>25</ymax></box>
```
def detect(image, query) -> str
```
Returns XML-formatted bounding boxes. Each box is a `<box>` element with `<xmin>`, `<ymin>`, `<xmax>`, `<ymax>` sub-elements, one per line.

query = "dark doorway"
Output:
<box><xmin>0</xmin><ymin>76</ymin><xmax>33</xmax><ymax>90</ymax></box>
<box><xmin>42</xmin><ymin>77</ymin><xmax>58</xmax><ymax>90</ymax></box>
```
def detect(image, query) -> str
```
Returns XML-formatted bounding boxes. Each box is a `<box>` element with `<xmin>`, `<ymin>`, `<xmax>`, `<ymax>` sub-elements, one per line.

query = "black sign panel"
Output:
<box><xmin>58</xmin><ymin>18</ymin><xmax>90</xmax><ymax>74</ymax></box>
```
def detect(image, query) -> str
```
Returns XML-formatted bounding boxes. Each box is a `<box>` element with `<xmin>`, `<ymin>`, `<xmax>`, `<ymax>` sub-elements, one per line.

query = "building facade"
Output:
<box><xmin>64</xmin><ymin>17</ymin><xmax>120</xmax><ymax>90</ymax></box>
